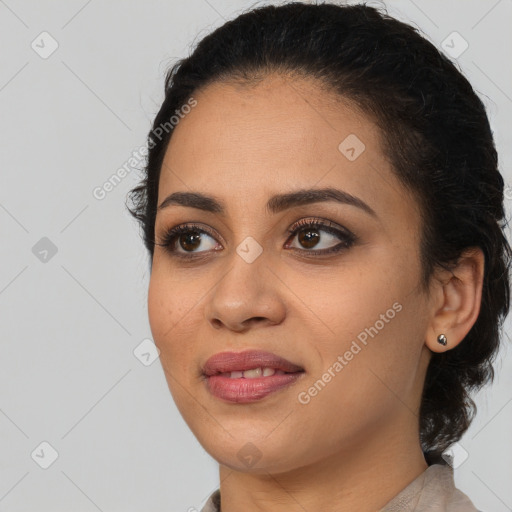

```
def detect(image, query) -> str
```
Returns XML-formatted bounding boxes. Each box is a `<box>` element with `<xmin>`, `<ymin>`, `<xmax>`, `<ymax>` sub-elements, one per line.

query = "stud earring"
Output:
<box><xmin>437</xmin><ymin>334</ymin><xmax>447</xmax><ymax>346</ymax></box>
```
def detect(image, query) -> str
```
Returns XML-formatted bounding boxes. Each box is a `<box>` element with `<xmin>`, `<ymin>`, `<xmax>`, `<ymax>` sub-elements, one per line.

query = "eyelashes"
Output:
<box><xmin>156</xmin><ymin>223</ymin><xmax>221</xmax><ymax>260</ymax></box>
<box><xmin>155</xmin><ymin>217</ymin><xmax>357</xmax><ymax>261</ymax></box>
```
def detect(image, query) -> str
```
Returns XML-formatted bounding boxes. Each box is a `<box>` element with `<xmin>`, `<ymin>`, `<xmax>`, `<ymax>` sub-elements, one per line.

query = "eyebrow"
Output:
<box><xmin>158</xmin><ymin>187</ymin><xmax>377</xmax><ymax>218</ymax></box>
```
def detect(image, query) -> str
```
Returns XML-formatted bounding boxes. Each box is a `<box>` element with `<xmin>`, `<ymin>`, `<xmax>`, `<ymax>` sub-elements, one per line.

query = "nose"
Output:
<box><xmin>204</xmin><ymin>249</ymin><xmax>287</xmax><ymax>333</ymax></box>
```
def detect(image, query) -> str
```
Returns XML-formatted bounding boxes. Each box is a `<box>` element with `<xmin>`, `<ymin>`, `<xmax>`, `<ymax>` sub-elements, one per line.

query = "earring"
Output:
<box><xmin>437</xmin><ymin>334</ymin><xmax>447</xmax><ymax>346</ymax></box>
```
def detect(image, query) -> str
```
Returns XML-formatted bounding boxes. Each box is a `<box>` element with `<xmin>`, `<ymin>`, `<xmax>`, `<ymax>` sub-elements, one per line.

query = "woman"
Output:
<box><xmin>127</xmin><ymin>2</ymin><xmax>510</xmax><ymax>511</ymax></box>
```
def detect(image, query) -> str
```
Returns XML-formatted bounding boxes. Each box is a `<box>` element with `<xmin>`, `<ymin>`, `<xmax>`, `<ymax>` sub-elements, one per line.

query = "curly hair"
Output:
<box><xmin>126</xmin><ymin>2</ymin><xmax>511</xmax><ymax>462</ymax></box>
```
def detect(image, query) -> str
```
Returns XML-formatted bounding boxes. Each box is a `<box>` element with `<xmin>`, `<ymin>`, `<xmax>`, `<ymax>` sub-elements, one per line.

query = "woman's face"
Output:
<box><xmin>148</xmin><ymin>74</ymin><xmax>435</xmax><ymax>473</ymax></box>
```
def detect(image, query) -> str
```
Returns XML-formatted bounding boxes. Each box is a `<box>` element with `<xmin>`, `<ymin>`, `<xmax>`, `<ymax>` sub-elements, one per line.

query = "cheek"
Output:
<box><xmin>147</xmin><ymin>268</ymin><xmax>207</xmax><ymax>377</ymax></box>
<box><xmin>148</xmin><ymin>272</ymin><xmax>187</xmax><ymax>360</ymax></box>
<box><xmin>299</xmin><ymin>251</ymin><xmax>427</xmax><ymax>388</ymax></box>
<box><xmin>292</xmin><ymin>301</ymin><xmax>427</xmax><ymax>452</ymax></box>
<box><xmin>295</xmin><ymin>259</ymin><xmax>403</xmax><ymax>341</ymax></box>
<box><xmin>147</xmin><ymin>272</ymin><xmax>172</xmax><ymax>343</ymax></box>
<box><xmin>147</xmin><ymin>273</ymin><xmax>203</xmax><ymax>417</ymax></box>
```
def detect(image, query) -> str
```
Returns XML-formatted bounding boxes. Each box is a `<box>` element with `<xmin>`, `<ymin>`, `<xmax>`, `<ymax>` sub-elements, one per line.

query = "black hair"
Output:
<box><xmin>126</xmin><ymin>1</ymin><xmax>511</xmax><ymax>461</ymax></box>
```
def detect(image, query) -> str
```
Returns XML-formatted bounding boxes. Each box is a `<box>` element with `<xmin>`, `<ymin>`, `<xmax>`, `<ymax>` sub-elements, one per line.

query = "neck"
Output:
<box><xmin>216</xmin><ymin>418</ymin><xmax>428</xmax><ymax>512</ymax></box>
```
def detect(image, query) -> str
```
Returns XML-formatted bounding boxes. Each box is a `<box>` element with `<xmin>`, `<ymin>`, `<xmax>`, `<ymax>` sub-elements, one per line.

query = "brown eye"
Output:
<box><xmin>286</xmin><ymin>218</ymin><xmax>356</xmax><ymax>255</ymax></box>
<box><xmin>178</xmin><ymin>230</ymin><xmax>202</xmax><ymax>252</ymax></box>
<box><xmin>297</xmin><ymin>227</ymin><xmax>321</xmax><ymax>249</ymax></box>
<box><xmin>156</xmin><ymin>224</ymin><xmax>220</xmax><ymax>259</ymax></box>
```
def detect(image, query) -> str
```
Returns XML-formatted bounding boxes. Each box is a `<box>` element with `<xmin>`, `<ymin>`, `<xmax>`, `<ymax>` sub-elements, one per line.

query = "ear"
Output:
<box><xmin>426</xmin><ymin>247</ymin><xmax>485</xmax><ymax>353</ymax></box>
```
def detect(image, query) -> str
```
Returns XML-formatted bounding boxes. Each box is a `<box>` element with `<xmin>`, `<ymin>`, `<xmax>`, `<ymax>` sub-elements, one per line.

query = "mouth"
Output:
<box><xmin>202</xmin><ymin>350</ymin><xmax>305</xmax><ymax>403</ymax></box>
<box><xmin>202</xmin><ymin>349</ymin><xmax>304</xmax><ymax>376</ymax></box>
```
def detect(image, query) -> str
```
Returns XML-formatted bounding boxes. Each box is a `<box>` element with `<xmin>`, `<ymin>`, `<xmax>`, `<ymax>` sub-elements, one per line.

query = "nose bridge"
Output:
<box><xmin>204</xmin><ymin>236</ymin><xmax>286</xmax><ymax>330</ymax></box>
<box><xmin>215</xmin><ymin>235</ymin><xmax>269</xmax><ymax>307</ymax></box>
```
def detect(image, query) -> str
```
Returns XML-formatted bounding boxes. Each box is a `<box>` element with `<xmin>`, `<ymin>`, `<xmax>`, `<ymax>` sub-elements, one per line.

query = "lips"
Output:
<box><xmin>202</xmin><ymin>349</ymin><xmax>304</xmax><ymax>376</ymax></box>
<box><xmin>202</xmin><ymin>349</ymin><xmax>305</xmax><ymax>403</ymax></box>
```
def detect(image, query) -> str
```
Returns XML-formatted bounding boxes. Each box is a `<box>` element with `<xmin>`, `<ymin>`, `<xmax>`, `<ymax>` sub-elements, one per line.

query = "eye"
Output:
<box><xmin>285</xmin><ymin>217</ymin><xmax>356</xmax><ymax>256</ymax></box>
<box><xmin>155</xmin><ymin>223</ymin><xmax>220</xmax><ymax>260</ymax></box>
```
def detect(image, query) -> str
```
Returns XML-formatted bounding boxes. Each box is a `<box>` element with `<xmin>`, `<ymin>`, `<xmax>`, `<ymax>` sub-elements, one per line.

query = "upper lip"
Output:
<box><xmin>202</xmin><ymin>350</ymin><xmax>304</xmax><ymax>376</ymax></box>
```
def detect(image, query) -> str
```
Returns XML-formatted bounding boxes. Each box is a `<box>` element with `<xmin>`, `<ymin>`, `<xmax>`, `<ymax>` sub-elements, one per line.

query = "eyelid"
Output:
<box><xmin>155</xmin><ymin>222</ymin><xmax>220</xmax><ymax>252</ymax></box>
<box><xmin>287</xmin><ymin>216</ymin><xmax>354</xmax><ymax>237</ymax></box>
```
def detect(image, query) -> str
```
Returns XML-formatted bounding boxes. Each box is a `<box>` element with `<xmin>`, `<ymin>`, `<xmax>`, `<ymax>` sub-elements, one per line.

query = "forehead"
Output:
<box><xmin>157</xmin><ymin>74</ymin><xmax>418</xmax><ymax>226</ymax></box>
<box><xmin>165</xmin><ymin>74</ymin><xmax>375</xmax><ymax>174</ymax></box>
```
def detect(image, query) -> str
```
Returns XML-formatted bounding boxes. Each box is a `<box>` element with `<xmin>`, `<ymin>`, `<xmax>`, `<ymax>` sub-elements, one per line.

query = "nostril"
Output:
<box><xmin>210</xmin><ymin>318</ymin><xmax>223</xmax><ymax>329</ymax></box>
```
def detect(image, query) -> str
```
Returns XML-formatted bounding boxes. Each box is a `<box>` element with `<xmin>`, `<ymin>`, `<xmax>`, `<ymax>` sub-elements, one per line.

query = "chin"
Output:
<box><xmin>190</xmin><ymin>424</ymin><xmax>307</xmax><ymax>474</ymax></box>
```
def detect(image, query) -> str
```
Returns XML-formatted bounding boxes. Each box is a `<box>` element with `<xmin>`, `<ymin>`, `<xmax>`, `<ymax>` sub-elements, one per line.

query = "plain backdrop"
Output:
<box><xmin>1</xmin><ymin>1</ymin><xmax>511</xmax><ymax>511</ymax></box>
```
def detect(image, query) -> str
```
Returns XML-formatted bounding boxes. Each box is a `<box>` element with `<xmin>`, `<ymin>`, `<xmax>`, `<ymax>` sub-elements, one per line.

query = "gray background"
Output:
<box><xmin>1</xmin><ymin>0</ymin><xmax>511</xmax><ymax>510</ymax></box>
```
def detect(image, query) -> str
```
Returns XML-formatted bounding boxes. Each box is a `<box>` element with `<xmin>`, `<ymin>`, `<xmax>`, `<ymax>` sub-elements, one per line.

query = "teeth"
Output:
<box><xmin>243</xmin><ymin>367</ymin><xmax>262</xmax><ymax>378</ymax></box>
<box><xmin>220</xmin><ymin>367</ymin><xmax>287</xmax><ymax>378</ymax></box>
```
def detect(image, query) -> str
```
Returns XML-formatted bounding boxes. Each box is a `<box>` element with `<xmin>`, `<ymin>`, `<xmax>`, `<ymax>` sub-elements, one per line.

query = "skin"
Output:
<box><xmin>148</xmin><ymin>73</ymin><xmax>484</xmax><ymax>512</ymax></box>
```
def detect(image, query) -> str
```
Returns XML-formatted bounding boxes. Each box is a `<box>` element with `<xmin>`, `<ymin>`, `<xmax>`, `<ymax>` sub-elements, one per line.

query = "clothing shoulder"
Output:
<box><xmin>380</xmin><ymin>463</ymin><xmax>480</xmax><ymax>511</ymax></box>
<box><xmin>199</xmin><ymin>464</ymin><xmax>482</xmax><ymax>512</ymax></box>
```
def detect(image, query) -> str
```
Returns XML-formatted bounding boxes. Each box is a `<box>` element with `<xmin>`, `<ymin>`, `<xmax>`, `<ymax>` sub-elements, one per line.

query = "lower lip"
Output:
<box><xmin>205</xmin><ymin>372</ymin><xmax>305</xmax><ymax>403</ymax></box>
